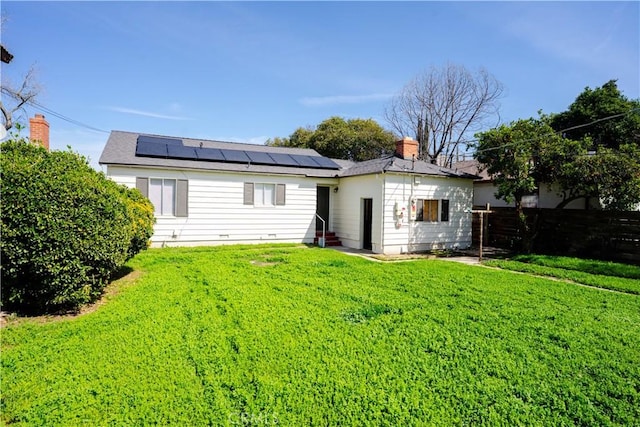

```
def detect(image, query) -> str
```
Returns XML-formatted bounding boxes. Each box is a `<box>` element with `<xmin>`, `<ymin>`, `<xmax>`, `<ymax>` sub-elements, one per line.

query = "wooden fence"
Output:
<box><xmin>472</xmin><ymin>207</ymin><xmax>640</xmax><ymax>264</ymax></box>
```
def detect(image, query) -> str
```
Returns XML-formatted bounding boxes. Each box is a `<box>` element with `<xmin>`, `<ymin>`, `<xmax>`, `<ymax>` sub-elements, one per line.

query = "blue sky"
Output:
<box><xmin>2</xmin><ymin>1</ymin><xmax>638</xmax><ymax>169</ymax></box>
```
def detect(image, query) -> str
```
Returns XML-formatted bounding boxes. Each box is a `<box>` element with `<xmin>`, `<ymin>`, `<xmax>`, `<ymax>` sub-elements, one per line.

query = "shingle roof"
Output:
<box><xmin>339</xmin><ymin>155</ymin><xmax>478</xmax><ymax>179</ymax></box>
<box><xmin>99</xmin><ymin>131</ymin><xmax>477</xmax><ymax>180</ymax></box>
<box><xmin>99</xmin><ymin>131</ymin><xmax>341</xmax><ymax>178</ymax></box>
<box><xmin>451</xmin><ymin>159</ymin><xmax>491</xmax><ymax>181</ymax></box>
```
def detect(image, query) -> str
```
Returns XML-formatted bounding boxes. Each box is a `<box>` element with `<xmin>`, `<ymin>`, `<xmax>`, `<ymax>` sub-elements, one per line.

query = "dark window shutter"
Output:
<box><xmin>441</xmin><ymin>199</ymin><xmax>449</xmax><ymax>222</ymax></box>
<box><xmin>176</xmin><ymin>179</ymin><xmax>188</xmax><ymax>217</ymax></box>
<box><xmin>136</xmin><ymin>177</ymin><xmax>148</xmax><ymax>197</ymax></box>
<box><xmin>276</xmin><ymin>184</ymin><xmax>286</xmax><ymax>206</ymax></box>
<box><xmin>416</xmin><ymin>199</ymin><xmax>424</xmax><ymax>221</ymax></box>
<box><xmin>244</xmin><ymin>182</ymin><xmax>254</xmax><ymax>205</ymax></box>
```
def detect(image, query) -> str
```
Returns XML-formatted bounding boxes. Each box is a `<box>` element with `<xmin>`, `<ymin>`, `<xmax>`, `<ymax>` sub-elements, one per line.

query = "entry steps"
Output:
<box><xmin>314</xmin><ymin>231</ymin><xmax>342</xmax><ymax>247</ymax></box>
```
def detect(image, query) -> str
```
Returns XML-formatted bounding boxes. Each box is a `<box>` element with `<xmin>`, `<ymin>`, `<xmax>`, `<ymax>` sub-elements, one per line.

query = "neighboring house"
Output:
<box><xmin>99</xmin><ymin>132</ymin><xmax>476</xmax><ymax>254</ymax></box>
<box><xmin>453</xmin><ymin>159</ymin><xmax>601</xmax><ymax>210</ymax></box>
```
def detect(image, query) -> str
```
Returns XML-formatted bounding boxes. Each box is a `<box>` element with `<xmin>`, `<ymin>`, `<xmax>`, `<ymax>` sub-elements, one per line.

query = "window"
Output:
<box><xmin>149</xmin><ymin>178</ymin><xmax>175</xmax><ymax>215</ymax></box>
<box><xmin>136</xmin><ymin>177</ymin><xmax>188</xmax><ymax>217</ymax></box>
<box><xmin>255</xmin><ymin>183</ymin><xmax>275</xmax><ymax>207</ymax></box>
<box><xmin>415</xmin><ymin>199</ymin><xmax>449</xmax><ymax>222</ymax></box>
<box><xmin>244</xmin><ymin>182</ymin><xmax>286</xmax><ymax>206</ymax></box>
<box><xmin>417</xmin><ymin>199</ymin><xmax>438</xmax><ymax>222</ymax></box>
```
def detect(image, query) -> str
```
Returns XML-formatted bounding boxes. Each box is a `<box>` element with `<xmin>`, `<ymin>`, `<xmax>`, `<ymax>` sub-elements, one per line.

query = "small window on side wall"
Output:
<box><xmin>416</xmin><ymin>199</ymin><xmax>438</xmax><ymax>222</ymax></box>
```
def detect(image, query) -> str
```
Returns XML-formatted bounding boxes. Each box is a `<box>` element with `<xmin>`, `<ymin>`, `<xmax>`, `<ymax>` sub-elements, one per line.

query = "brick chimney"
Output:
<box><xmin>395</xmin><ymin>136</ymin><xmax>418</xmax><ymax>160</ymax></box>
<box><xmin>29</xmin><ymin>114</ymin><xmax>50</xmax><ymax>150</ymax></box>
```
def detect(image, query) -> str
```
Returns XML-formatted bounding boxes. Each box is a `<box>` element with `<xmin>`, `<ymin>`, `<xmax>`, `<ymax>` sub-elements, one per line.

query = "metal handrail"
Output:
<box><xmin>315</xmin><ymin>213</ymin><xmax>326</xmax><ymax>248</ymax></box>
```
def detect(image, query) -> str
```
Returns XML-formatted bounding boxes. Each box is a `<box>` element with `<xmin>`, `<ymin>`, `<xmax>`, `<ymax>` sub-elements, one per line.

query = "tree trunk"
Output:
<box><xmin>515</xmin><ymin>197</ymin><xmax>529</xmax><ymax>253</ymax></box>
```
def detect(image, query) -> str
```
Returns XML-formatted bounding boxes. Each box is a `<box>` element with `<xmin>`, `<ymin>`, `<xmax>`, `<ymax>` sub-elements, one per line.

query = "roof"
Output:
<box><xmin>99</xmin><ymin>131</ymin><xmax>341</xmax><ymax>178</ymax></box>
<box><xmin>451</xmin><ymin>159</ymin><xmax>491</xmax><ymax>181</ymax></box>
<box><xmin>339</xmin><ymin>155</ymin><xmax>478</xmax><ymax>179</ymax></box>
<box><xmin>99</xmin><ymin>130</ymin><xmax>477</xmax><ymax>180</ymax></box>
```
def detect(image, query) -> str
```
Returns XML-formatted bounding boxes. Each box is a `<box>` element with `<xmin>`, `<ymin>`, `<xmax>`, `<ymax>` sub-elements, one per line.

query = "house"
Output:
<box><xmin>453</xmin><ymin>159</ymin><xmax>601</xmax><ymax>210</ymax></box>
<box><xmin>99</xmin><ymin>132</ymin><xmax>476</xmax><ymax>254</ymax></box>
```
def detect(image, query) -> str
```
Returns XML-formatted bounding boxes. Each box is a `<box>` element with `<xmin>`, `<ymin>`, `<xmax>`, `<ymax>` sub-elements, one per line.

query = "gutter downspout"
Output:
<box><xmin>379</xmin><ymin>158</ymin><xmax>395</xmax><ymax>254</ymax></box>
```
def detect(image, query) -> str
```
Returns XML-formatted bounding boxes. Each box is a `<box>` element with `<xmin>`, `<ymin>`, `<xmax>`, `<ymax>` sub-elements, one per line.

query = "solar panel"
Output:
<box><xmin>268</xmin><ymin>153</ymin><xmax>299</xmax><ymax>167</ymax></box>
<box><xmin>290</xmin><ymin>154</ymin><xmax>321</xmax><ymax>168</ymax></box>
<box><xmin>167</xmin><ymin>144</ymin><xmax>197</xmax><ymax>160</ymax></box>
<box><xmin>309</xmin><ymin>156</ymin><xmax>340</xmax><ymax>169</ymax></box>
<box><xmin>134</xmin><ymin>134</ymin><xmax>343</xmax><ymax>170</ymax></box>
<box><xmin>196</xmin><ymin>147</ymin><xmax>225</xmax><ymax>161</ymax></box>
<box><xmin>137</xmin><ymin>135</ymin><xmax>182</xmax><ymax>146</ymax></box>
<box><xmin>136</xmin><ymin>140</ymin><xmax>167</xmax><ymax>157</ymax></box>
<box><xmin>220</xmin><ymin>149</ymin><xmax>250</xmax><ymax>163</ymax></box>
<box><xmin>245</xmin><ymin>151</ymin><xmax>275</xmax><ymax>165</ymax></box>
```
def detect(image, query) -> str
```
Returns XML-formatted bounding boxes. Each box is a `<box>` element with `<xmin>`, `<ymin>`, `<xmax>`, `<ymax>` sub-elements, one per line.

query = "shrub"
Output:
<box><xmin>0</xmin><ymin>138</ymin><xmax>155</xmax><ymax>314</ymax></box>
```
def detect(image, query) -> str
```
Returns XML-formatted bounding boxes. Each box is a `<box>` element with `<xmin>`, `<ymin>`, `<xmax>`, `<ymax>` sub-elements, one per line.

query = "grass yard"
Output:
<box><xmin>2</xmin><ymin>245</ymin><xmax>639</xmax><ymax>426</ymax></box>
<box><xmin>484</xmin><ymin>255</ymin><xmax>640</xmax><ymax>295</ymax></box>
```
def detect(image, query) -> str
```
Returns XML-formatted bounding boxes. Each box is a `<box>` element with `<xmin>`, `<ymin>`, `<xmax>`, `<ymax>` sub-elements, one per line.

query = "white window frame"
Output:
<box><xmin>244</xmin><ymin>182</ymin><xmax>286</xmax><ymax>207</ymax></box>
<box><xmin>255</xmin><ymin>183</ymin><xmax>276</xmax><ymax>207</ymax></box>
<box><xmin>149</xmin><ymin>178</ymin><xmax>177</xmax><ymax>216</ymax></box>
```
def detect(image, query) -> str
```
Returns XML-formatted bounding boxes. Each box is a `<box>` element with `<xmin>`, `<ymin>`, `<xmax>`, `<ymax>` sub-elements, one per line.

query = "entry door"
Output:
<box><xmin>363</xmin><ymin>198</ymin><xmax>373</xmax><ymax>250</ymax></box>
<box><xmin>316</xmin><ymin>186</ymin><xmax>330</xmax><ymax>231</ymax></box>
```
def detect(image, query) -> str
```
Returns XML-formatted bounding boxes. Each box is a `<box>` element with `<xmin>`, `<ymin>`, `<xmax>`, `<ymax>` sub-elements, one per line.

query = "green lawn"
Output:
<box><xmin>2</xmin><ymin>245</ymin><xmax>639</xmax><ymax>426</ymax></box>
<box><xmin>484</xmin><ymin>255</ymin><xmax>640</xmax><ymax>295</ymax></box>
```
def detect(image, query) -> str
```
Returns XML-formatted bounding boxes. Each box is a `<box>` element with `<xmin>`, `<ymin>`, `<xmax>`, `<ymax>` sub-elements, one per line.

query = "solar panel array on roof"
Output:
<box><xmin>134</xmin><ymin>135</ymin><xmax>340</xmax><ymax>170</ymax></box>
<box><xmin>195</xmin><ymin>147</ymin><xmax>225</xmax><ymax>161</ymax></box>
<box><xmin>290</xmin><ymin>154</ymin><xmax>321</xmax><ymax>168</ymax></box>
<box><xmin>246</xmin><ymin>151</ymin><xmax>273</xmax><ymax>164</ymax></box>
<box><xmin>268</xmin><ymin>153</ymin><xmax>299</xmax><ymax>167</ymax></box>
<box><xmin>138</xmin><ymin>135</ymin><xmax>183</xmax><ymax>146</ymax></box>
<box><xmin>312</xmin><ymin>156</ymin><xmax>342</xmax><ymax>169</ymax></box>
<box><xmin>220</xmin><ymin>149</ymin><xmax>250</xmax><ymax>163</ymax></box>
<box><xmin>136</xmin><ymin>140</ymin><xmax>167</xmax><ymax>157</ymax></box>
<box><xmin>167</xmin><ymin>145</ymin><xmax>197</xmax><ymax>160</ymax></box>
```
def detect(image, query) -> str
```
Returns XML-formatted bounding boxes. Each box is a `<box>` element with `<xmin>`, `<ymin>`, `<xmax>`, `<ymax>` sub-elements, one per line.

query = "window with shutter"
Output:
<box><xmin>246</xmin><ymin>182</ymin><xmax>285</xmax><ymax>207</ymax></box>
<box><xmin>136</xmin><ymin>177</ymin><xmax>188</xmax><ymax>217</ymax></box>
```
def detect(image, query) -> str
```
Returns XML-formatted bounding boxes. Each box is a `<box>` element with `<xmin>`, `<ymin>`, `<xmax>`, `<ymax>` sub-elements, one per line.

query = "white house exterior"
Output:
<box><xmin>99</xmin><ymin>132</ymin><xmax>476</xmax><ymax>254</ymax></box>
<box><xmin>335</xmin><ymin>158</ymin><xmax>474</xmax><ymax>254</ymax></box>
<box><xmin>453</xmin><ymin>160</ymin><xmax>601</xmax><ymax>210</ymax></box>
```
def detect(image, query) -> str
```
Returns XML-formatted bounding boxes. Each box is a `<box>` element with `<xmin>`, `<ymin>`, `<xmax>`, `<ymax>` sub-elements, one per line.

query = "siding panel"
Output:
<box><xmin>107</xmin><ymin>166</ymin><xmax>333</xmax><ymax>246</ymax></box>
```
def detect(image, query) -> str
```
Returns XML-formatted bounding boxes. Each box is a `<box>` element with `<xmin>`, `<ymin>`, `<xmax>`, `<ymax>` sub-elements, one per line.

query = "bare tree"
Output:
<box><xmin>1</xmin><ymin>14</ymin><xmax>40</xmax><ymax>131</ymax></box>
<box><xmin>385</xmin><ymin>64</ymin><xmax>503</xmax><ymax>167</ymax></box>
<box><xmin>1</xmin><ymin>66</ymin><xmax>40</xmax><ymax>131</ymax></box>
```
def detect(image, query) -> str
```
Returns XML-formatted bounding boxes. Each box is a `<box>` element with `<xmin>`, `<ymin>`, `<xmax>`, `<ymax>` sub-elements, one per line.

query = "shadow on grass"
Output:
<box><xmin>1</xmin><ymin>266</ymin><xmax>137</xmax><ymax>320</ymax></box>
<box><xmin>511</xmin><ymin>254</ymin><xmax>640</xmax><ymax>280</ymax></box>
<box><xmin>110</xmin><ymin>265</ymin><xmax>134</xmax><ymax>281</ymax></box>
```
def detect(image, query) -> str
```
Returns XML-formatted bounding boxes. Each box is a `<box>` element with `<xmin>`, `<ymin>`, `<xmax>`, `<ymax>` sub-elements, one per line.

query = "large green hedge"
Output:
<box><xmin>0</xmin><ymin>138</ymin><xmax>155</xmax><ymax>314</ymax></box>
